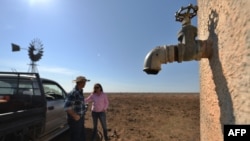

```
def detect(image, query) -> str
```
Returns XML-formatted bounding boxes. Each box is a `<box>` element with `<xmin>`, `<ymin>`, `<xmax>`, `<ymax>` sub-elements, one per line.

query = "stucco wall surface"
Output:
<box><xmin>198</xmin><ymin>0</ymin><xmax>250</xmax><ymax>141</ymax></box>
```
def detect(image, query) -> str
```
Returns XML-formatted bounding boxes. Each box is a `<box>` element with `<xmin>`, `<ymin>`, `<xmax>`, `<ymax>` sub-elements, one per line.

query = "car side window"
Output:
<box><xmin>18</xmin><ymin>79</ymin><xmax>40</xmax><ymax>96</ymax></box>
<box><xmin>0</xmin><ymin>76</ymin><xmax>43</xmax><ymax>113</ymax></box>
<box><xmin>0</xmin><ymin>81</ymin><xmax>14</xmax><ymax>95</ymax></box>
<box><xmin>43</xmin><ymin>83</ymin><xmax>66</xmax><ymax>101</ymax></box>
<box><xmin>0</xmin><ymin>78</ymin><xmax>41</xmax><ymax>96</ymax></box>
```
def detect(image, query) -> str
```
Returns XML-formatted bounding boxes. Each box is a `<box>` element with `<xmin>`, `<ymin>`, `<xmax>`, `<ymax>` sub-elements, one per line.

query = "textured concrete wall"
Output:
<box><xmin>198</xmin><ymin>0</ymin><xmax>250</xmax><ymax>141</ymax></box>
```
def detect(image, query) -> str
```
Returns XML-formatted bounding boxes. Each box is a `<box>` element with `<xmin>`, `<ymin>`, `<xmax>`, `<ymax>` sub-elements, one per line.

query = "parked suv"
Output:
<box><xmin>0</xmin><ymin>72</ymin><xmax>68</xmax><ymax>141</ymax></box>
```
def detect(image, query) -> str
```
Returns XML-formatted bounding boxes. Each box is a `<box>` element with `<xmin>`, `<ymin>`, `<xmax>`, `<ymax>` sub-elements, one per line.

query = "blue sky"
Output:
<box><xmin>0</xmin><ymin>0</ymin><xmax>199</xmax><ymax>93</ymax></box>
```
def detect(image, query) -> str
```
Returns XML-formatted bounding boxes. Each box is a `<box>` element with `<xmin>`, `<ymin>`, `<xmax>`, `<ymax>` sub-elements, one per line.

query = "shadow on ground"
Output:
<box><xmin>51</xmin><ymin>128</ymin><xmax>101</xmax><ymax>141</ymax></box>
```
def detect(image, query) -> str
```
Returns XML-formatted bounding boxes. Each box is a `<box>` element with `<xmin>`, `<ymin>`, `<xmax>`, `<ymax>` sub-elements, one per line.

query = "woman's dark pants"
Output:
<box><xmin>91</xmin><ymin>111</ymin><xmax>108</xmax><ymax>141</ymax></box>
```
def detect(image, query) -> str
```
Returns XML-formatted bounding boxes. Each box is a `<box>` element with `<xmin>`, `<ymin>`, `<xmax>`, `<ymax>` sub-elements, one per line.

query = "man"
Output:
<box><xmin>64</xmin><ymin>76</ymin><xmax>90</xmax><ymax>141</ymax></box>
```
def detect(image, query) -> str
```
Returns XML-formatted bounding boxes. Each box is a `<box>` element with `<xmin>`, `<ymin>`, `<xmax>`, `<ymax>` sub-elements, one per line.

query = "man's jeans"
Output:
<box><xmin>91</xmin><ymin>111</ymin><xmax>108</xmax><ymax>141</ymax></box>
<box><xmin>68</xmin><ymin>116</ymin><xmax>86</xmax><ymax>141</ymax></box>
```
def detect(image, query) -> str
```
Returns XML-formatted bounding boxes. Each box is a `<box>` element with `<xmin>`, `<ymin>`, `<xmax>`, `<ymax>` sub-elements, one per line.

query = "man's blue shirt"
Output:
<box><xmin>64</xmin><ymin>87</ymin><xmax>86</xmax><ymax>117</ymax></box>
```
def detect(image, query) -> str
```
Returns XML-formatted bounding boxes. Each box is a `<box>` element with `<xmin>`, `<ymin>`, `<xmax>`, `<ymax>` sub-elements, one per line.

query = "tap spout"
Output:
<box><xmin>143</xmin><ymin>45</ymin><xmax>178</xmax><ymax>74</ymax></box>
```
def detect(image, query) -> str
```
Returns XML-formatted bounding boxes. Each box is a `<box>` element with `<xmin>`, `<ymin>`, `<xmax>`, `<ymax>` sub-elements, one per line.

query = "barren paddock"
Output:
<box><xmin>53</xmin><ymin>93</ymin><xmax>200</xmax><ymax>141</ymax></box>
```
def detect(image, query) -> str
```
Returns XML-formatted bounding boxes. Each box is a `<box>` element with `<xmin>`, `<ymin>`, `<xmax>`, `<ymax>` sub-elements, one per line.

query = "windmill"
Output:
<box><xmin>12</xmin><ymin>38</ymin><xmax>44</xmax><ymax>73</ymax></box>
<box><xmin>28</xmin><ymin>38</ymin><xmax>44</xmax><ymax>73</ymax></box>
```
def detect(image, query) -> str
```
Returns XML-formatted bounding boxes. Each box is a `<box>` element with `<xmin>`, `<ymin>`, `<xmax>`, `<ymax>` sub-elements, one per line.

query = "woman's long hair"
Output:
<box><xmin>92</xmin><ymin>83</ymin><xmax>103</xmax><ymax>93</ymax></box>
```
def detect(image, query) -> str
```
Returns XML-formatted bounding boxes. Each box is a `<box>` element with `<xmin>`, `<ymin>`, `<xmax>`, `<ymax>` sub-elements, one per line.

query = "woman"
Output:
<box><xmin>85</xmin><ymin>83</ymin><xmax>109</xmax><ymax>141</ymax></box>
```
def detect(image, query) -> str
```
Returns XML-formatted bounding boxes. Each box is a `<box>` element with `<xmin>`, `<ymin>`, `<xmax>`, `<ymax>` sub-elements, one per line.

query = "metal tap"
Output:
<box><xmin>143</xmin><ymin>4</ymin><xmax>213</xmax><ymax>74</ymax></box>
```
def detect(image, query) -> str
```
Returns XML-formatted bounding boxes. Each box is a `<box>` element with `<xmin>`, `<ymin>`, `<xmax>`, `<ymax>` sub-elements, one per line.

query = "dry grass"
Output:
<box><xmin>83</xmin><ymin>93</ymin><xmax>200</xmax><ymax>141</ymax></box>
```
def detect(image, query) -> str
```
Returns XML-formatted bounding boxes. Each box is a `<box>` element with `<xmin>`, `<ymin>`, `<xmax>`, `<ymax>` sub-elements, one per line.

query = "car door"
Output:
<box><xmin>41</xmin><ymin>79</ymin><xmax>68</xmax><ymax>135</ymax></box>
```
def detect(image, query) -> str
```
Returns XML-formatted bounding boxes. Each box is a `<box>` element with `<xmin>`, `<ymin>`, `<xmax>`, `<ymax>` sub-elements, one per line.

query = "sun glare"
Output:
<box><xmin>28</xmin><ymin>0</ymin><xmax>51</xmax><ymax>6</ymax></box>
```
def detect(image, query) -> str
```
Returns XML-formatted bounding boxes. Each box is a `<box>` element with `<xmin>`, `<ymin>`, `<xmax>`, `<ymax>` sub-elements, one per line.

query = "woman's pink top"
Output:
<box><xmin>85</xmin><ymin>92</ymin><xmax>109</xmax><ymax>112</ymax></box>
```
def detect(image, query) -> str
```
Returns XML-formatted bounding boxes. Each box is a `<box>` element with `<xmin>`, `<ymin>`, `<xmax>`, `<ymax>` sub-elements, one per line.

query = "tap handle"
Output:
<box><xmin>175</xmin><ymin>4</ymin><xmax>198</xmax><ymax>22</ymax></box>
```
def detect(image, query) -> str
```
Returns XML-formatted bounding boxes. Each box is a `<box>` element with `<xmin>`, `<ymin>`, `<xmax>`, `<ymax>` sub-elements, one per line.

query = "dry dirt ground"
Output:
<box><xmin>52</xmin><ymin>93</ymin><xmax>200</xmax><ymax>141</ymax></box>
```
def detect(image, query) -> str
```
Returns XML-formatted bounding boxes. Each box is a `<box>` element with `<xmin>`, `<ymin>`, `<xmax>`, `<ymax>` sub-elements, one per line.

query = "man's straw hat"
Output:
<box><xmin>73</xmin><ymin>76</ymin><xmax>90</xmax><ymax>82</ymax></box>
